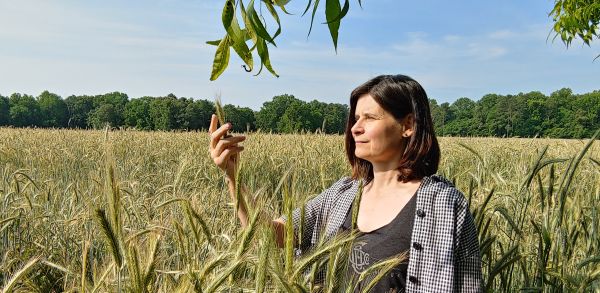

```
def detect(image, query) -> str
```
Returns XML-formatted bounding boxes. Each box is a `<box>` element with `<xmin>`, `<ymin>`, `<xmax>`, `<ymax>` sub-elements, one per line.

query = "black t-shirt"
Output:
<box><xmin>340</xmin><ymin>194</ymin><xmax>417</xmax><ymax>292</ymax></box>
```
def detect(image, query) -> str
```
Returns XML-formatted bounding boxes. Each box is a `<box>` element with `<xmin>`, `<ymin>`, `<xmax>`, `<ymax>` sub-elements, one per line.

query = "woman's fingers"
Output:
<box><xmin>214</xmin><ymin>145</ymin><xmax>245</xmax><ymax>166</ymax></box>
<box><xmin>208</xmin><ymin>114</ymin><xmax>218</xmax><ymax>134</ymax></box>
<box><xmin>212</xmin><ymin>136</ymin><xmax>246</xmax><ymax>157</ymax></box>
<box><xmin>207</xmin><ymin>114</ymin><xmax>246</xmax><ymax>172</ymax></box>
<box><xmin>210</xmin><ymin>122</ymin><xmax>232</xmax><ymax>150</ymax></box>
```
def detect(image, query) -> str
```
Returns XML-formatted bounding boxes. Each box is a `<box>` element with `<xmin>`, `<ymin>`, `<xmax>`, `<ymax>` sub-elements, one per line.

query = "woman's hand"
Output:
<box><xmin>208</xmin><ymin>114</ymin><xmax>246</xmax><ymax>180</ymax></box>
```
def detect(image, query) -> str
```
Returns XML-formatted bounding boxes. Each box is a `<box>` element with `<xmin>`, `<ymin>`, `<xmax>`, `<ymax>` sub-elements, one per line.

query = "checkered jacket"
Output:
<box><xmin>283</xmin><ymin>175</ymin><xmax>483</xmax><ymax>292</ymax></box>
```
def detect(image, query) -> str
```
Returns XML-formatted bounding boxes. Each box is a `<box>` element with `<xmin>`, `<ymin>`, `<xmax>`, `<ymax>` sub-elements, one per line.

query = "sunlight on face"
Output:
<box><xmin>351</xmin><ymin>94</ymin><xmax>406</xmax><ymax>164</ymax></box>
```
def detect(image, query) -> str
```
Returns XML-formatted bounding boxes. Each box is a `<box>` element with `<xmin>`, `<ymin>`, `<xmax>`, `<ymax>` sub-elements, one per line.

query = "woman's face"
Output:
<box><xmin>351</xmin><ymin>94</ymin><xmax>412</xmax><ymax>164</ymax></box>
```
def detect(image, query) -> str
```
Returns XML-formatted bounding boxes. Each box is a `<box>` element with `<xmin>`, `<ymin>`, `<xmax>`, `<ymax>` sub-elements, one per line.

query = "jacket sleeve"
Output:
<box><xmin>288</xmin><ymin>190</ymin><xmax>325</xmax><ymax>252</ymax></box>
<box><xmin>280</xmin><ymin>177</ymin><xmax>349</xmax><ymax>253</ymax></box>
<box><xmin>453</xmin><ymin>194</ymin><xmax>483</xmax><ymax>293</ymax></box>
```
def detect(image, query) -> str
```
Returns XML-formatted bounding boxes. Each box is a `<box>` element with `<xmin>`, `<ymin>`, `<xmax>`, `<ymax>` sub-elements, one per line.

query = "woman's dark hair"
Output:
<box><xmin>344</xmin><ymin>74</ymin><xmax>440</xmax><ymax>183</ymax></box>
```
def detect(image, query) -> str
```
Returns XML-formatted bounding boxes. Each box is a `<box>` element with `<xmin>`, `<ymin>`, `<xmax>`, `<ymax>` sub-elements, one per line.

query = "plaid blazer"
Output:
<box><xmin>284</xmin><ymin>175</ymin><xmax>483</xmax><ymax>292</ymax></box>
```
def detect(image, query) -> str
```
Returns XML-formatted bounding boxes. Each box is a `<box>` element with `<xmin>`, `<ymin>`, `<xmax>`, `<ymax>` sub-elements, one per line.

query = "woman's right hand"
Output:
<box><xmin>208</xmin><ymin>114</ymin><xmax>246</xmax><ymax>180</ymax></box>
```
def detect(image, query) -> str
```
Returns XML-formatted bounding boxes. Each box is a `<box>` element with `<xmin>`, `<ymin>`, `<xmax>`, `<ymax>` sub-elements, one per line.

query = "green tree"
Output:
<box><xmin>149</xmin><ymin>95</ymin><xmax>178</xmax><ymax>131</ymax></box>
<box><xmin>172</xmin><ymin>97</ymin><xmax>194</xmax><ymax>130</ymax></box>
<box><xmin>321</xmin><ymin>102</ymin><xmax>348</xmax><ymax>134</ymax></box>
<box><xmin>38</xmin><ymin>91</ymin><xmax>68</xmax><ymax>128</ymax></box>
<box><xmin>430</xmin><ymin>100</ymin><xmax>450</xmax><ymax>136</ymax></box>
<box><xmin>520</xmin><ymin>91</ymin><xmax>548</xmax><ymax>137</ymax></box>
<box><xmin>278</xmin><ymin>100</ymin><xmax>315</xmax><ymax>133</ymax></box>
<box><xmin>93</xmin><ymin>92</ymin><xmax>129</xmax><ymax>127</ymax></box>
<box><xmin>124</xmin><ymin>97</ymin><xmax>153</xmax><ymax>130</ymax></box>
<box><xmin>0</xmin><ymin>95</ymin><xmax>9</xmax><ymax>126</ymax></box>
<box><xmin>223</xmin><ymin>104</ymin><xmax>256</xmax><ymax>132</ymax></box>
<box><xmin>255</xmin><ymin>94</ymin><xmax>301</xmax><ymax>132</ymax></box>
<box><xmin>544</xmin><ymin>88</ymin><xmax>572</xmax><ymax>138</ymax></box>
<box><xmin>181</xmin><ymin>99</ymin><xmax>215</xmax><ymax>131</ymax></box>
<box><xmin>472</xmin><ymin>94</ymin><xmax>500</xmax><ymax>136</ymax></box>
<box><xmin>9</xmin><ymin>93</ymin><xmax>40</xmax><ymax>127</ymax></box>
<box><xmin>65</xmin><ymin>95</ymin><xmax>95</xmax><ymax>128</ymax></box>
<box><xmin>88</xmin><ymin>104</ymin><xmax>120</xmax><ymax>129</ymax></box>
<box><xmin>444</xmin><ymin>97</ymin><xmax>477</xmax><ymax>136</ymax></box>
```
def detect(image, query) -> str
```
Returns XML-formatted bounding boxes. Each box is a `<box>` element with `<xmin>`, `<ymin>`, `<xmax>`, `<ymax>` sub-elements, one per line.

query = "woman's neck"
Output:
<box><xmin>365</xmin><ymin>167</ymin><xmax>422</xmax><ymax>197</ymax></box>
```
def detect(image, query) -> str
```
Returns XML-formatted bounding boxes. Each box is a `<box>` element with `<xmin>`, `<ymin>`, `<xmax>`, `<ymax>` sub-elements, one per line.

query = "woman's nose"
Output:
<box><xmin>351</xmin><ymin>120</ymin><xmax>363</xmax><ymax>135</ymax></box>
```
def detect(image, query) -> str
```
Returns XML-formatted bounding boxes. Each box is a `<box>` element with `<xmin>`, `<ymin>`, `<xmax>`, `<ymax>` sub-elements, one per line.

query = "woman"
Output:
<box><xmin>209</xmin><ymin>74</ymin><xmax>482</xmax><ymax>292</ymax></box>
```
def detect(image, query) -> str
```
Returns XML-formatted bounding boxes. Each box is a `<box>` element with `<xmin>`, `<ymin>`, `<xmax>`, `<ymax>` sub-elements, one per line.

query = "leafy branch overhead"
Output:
<box><xmin>207</xmin><ymin>0</ymin><xmax>353</xmax><ymax>80</ymax></box>
<box><xmin>208</xmin><ymin>0</ymin><xmax>599</xmax><ymax>80</ymax></box>
<box><xmin>550</xmin><ymin>0</ymin><xmax>600</xmax><ymax>59</ymax></box>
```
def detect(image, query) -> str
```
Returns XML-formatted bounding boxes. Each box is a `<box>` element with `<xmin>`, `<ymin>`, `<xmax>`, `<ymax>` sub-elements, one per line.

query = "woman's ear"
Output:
<box><xmin>402</xmin><ymin>114</ymin><xmax>415</xmax><ymax>138</ymax></box>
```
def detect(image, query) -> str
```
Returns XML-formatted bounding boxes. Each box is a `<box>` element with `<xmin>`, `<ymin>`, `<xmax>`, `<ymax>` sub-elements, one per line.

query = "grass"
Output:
<box><xmin>0</xmin><ymin>127</ymin><xmax>598</xmax><ymax>292</ymax></box>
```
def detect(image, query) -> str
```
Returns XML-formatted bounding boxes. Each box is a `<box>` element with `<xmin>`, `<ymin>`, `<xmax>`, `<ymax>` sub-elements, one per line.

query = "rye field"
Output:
<box><xmin>0</xmin><ymin>127</ymin><xmax>598</xmax><ymax>292</ymax></box>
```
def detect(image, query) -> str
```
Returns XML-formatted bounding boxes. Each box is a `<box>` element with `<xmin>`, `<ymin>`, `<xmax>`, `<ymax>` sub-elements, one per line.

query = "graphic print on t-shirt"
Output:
<box><xmin>350</xmin><ymin>241</ymin><xmax>370</xmax><ymax>273</ymax></box>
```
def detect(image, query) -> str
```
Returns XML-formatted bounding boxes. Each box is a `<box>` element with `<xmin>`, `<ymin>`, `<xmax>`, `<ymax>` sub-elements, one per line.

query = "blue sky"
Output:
<box><xmin>0</xmin><ymin>0</ymin><xmax>598</xmax><ymax>110</ymax></box>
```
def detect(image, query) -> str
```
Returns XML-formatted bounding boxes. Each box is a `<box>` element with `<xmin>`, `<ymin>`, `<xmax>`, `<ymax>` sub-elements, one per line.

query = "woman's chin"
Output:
<box><xmin>354</xmin><ymin>152</ymin><xmax>370</xmax><ymax>161</ymax></box>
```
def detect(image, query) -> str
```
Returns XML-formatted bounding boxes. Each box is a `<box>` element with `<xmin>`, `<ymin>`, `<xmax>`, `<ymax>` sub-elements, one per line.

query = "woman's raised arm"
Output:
<box><xmin>208</xmin><ymin>114</ymin><xmax>286</xmax><ymax>247</ymax></box>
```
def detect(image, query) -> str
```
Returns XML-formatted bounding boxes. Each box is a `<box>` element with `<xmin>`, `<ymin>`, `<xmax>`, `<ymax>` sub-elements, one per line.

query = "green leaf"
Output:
<box><xmin>272</xmin><ymin>0</ymin><xmax>293</xmax><ymax>15</ymax></box>
<box><xmin>323</xmin><ymin>0</ymin><xmax>349</xmax><ymax>25</ymax></box>
<box><xmin>257</xmin><ymin>39</ymin><xmax>279</xmax><ymax>77</ymax></box>
<box><xmin>274</xmin><ymin>0</ymin><xmax>291</xmax><ymax>6</ymax></box>
<box><xmin>221</xmin><ymin>0</ymin><xmax>253</xmax><ymax>70</ymax></box>
<box><xmin>210</xmin><ymin>36</ymin><xmax>231</xmax><ymax>81</ymax></box>
<box><xmin>302</xmin><ymin>0</ymin><xmax>314</xmax><ymax>16</ymax></box>
<box><xmin>222</xmin><ymin>0</ymin><xmax>235</xmax><ymax>31</ymax></box>
<box><xmin>325</xmin><ymin>0</ymin><xmax>342</xmax><ymax>51</ymax></box>
<box><xmin>264</xmin><ymin>0</ymin><xmax>282</xmax><ymax>40</ymax></box>
<box><xmin>206</xmin><ymin>39</ymin><xmax>222</xmax><ymax>46</ymax></box>
<box><xmin>307</xmin><ymin>0</ymin><xmax>321</xmax><ymax>37</ymax></box>
<box><xmin>248</xmin><ymin>0</ymin><xmax>276</xmax><ymax>45</ymax></box>
<box><xmin>229</xmin><ymin>16</ymin><xmax>254</xmax><ymax>69</ymax></box>
<box><xmin>239</xmin><ymin>0</ymin><xmax>258</xmax><ymax>51</ymax></box>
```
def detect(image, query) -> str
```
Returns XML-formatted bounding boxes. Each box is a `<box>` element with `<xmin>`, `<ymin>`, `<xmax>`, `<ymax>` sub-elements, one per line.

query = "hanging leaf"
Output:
<box><xmin>274</xmin><ymin>0</ymin><xmax>292</xmax><ymax>6</ymax></box>
<box><xmin>240</xmin><ymin>0</ymin><xmax>257</xmax><ymax>45</ymax></box>
<box><xmin>230</xmin><ymin>20</ymin><xmax>254</xmax><ymax>70</ymax></box>
<box><xmin>210</xmin><ymin>36</ymin><xmax>231</xmax><ymax>81</ymax></box>
<box><xmin>248</xmin><ymin>0</ymin><xmax>276</xmax><ymax>45</ymax></box>
<box><xmin>323</xmin><ymin>0</ymin><xmax>349</xmax><ymax>25</ymax></box>
<box><xmin>264</xmin><ymin>0</ymin><xmax>282</xmax><ymax>40</ymax></box>
<box><xmin>325</xmin><ymin>0</ymin><xmax>342</xmax><ymax>52</ymax></box>
<box><xmin>307</xmin><ymin>0</ymin><xmax>321</xmax><ymax>37</ymax></box>
<box><xmin>302</xmin><ymin>0</ymin><xmax>314</xmax><ymax>16</ymax></box>
<box><xmin>257</xmin><ymin>38</ymin><xmax>279</xmax><ymax>77</ymax></box>
<box><xmin>273</xmin><ymin>0</ymin><xmax>293</xmax><ymax>15</ymax></box>
<box><xmin>222</xmin><ymin>0</ymin><xmax>235</xmax><ymax>31</ymax></box>
<box><xmin>206</xmin><ymin>39</ymin><xmax>222</xmax><ymax>46</ymax></box>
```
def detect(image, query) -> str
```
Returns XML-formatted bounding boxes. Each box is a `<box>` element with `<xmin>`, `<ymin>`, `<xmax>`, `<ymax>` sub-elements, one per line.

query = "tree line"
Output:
<box><xmin>430</xmin><ymin>88</ymin><xmax>599</xmax><ymax>138</ymax></box>
<box><xmin>0</xmin><ymin>92</ymin><xmax>348</xmax><ymax>134</ymax></box>
<box><xmin>0</xmin><ymin>88</ymin><xmax>598</xmax><ymax>138</ymax></box>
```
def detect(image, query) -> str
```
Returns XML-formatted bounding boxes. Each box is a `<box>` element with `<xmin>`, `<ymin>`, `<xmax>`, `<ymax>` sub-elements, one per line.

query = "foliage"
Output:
<box><xmin>1</xmin><ymin>89</ymin><xmax>598</xmax><ymax>137</ymax></box>
<box><xmin>550</xmin><ymin>0</ymin><xmax>600</xmax><ymax>59</ymax></box>
<box><xmin>223</xmin><ymin>104</ymin><xmax>256</xmax><ymax>132</ymax></box>
<box><xmin>429</xmin><ymin>89</ymin><xmax>600</xmax><ymax>138</ymax></box>
<box><xmin>8</xmin><ymin>93</ymin><xmax>40</xmax><ymax>127</ymax></box>
<box><xmin>38</xmin><ymin>91</ymin><xmax>68</xmax><ymax>128</ymax></box>
<box><xmin>208</xmin><ymin>0</ymin><xmax>600</xmax><ymax>79</ymax></box>
<box><xmin>208</xmin><ymin>0</ymin><xmax>351</xmax><ymax>80</ymax></box>
<box><xmin>65</xmin><ymin>94</ymin><xmax>95</xmax><ymax>128</ymax></box>
<box><xmin>0</xmin><ymin>95</ymin><xmax>9</xmax><ymax>126</ymax></box>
